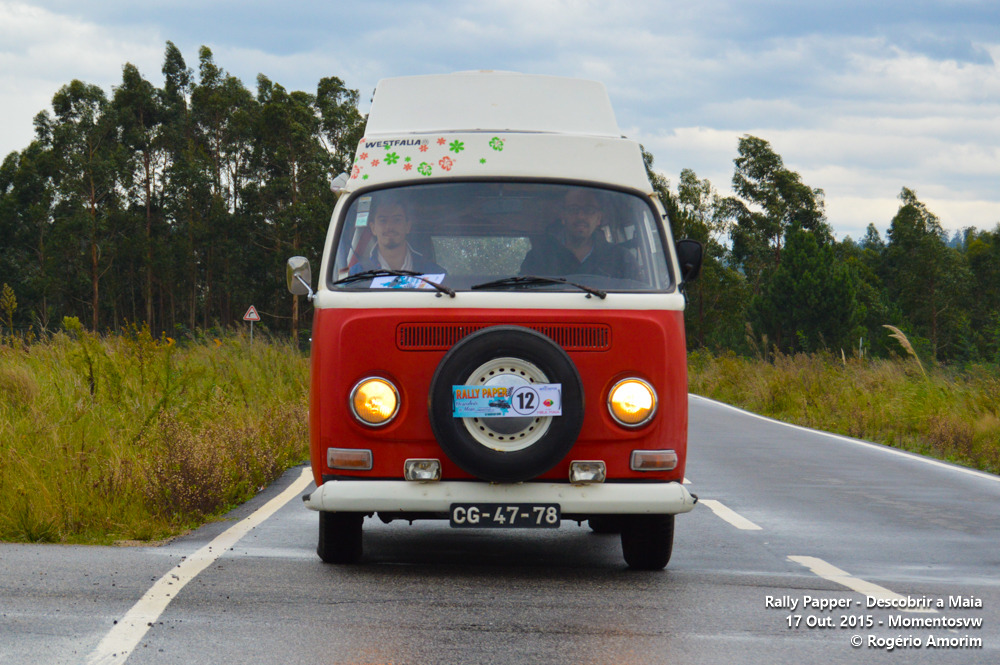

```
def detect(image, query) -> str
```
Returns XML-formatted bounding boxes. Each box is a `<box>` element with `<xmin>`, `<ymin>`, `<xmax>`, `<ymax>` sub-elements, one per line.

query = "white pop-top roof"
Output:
<box><xmin>364</xmin><ymin>71</ymin><xmax>622</xmax><ymax>138</ymax></box>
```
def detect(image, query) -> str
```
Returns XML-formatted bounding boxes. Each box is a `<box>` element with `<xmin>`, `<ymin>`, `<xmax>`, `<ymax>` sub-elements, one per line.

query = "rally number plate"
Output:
<box><xmin>449</xmin><ymin>503</ymin><xmax>560</xmax><ymax>528</ymax></box>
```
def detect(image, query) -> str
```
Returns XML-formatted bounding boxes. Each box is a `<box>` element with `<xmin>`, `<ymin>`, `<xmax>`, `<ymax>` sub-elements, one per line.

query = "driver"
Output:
<box><xmin>519</xmin><ymin>188</ymin><xmax>639</xmax><ymax>280</ymax></box>
<box><xmin>350</xmin><ymin>195</ymin><xmax>444</xmax><ymax>275</ymax></box>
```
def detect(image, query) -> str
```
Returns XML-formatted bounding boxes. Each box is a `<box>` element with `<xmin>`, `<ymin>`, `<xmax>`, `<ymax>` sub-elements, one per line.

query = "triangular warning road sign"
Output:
<box><xmin>243</xmin><ymin>305</ymin><xmax>260</xmax><ymax>322</ymax></box>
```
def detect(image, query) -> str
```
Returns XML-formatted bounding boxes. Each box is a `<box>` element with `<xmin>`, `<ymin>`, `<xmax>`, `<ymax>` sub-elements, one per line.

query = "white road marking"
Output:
<box><xmin>87</xmin><ymin>467</ymin><xmax>314</xmax><ymax>665</ymax></box>
<box><xmin>700</xmin><ymin>499</ymin><xmax>762</xmax><ymax>530</ymax></box>
<box><xmin>788</xmin><ymin>555</ymin><xmax>937</xmax><ymax>613</ymax></box>
<box><xmin>690</xmin><ymin>394</ymin><xmax>1000</xmax><ymax>484</ymax></box>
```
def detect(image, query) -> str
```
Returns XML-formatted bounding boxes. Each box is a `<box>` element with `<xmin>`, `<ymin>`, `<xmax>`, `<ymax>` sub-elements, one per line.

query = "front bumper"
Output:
<box><xmin>303</xmin><ymin>480</ymin><xmax>697</xmax><ymax>515</ymax></box>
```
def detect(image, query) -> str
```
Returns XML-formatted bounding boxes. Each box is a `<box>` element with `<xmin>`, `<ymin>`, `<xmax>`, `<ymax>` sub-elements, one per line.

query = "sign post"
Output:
<box><xmin>243</xmin><ymin>305</ymin><xmax>260</xmax><ymax>341</ymax></box>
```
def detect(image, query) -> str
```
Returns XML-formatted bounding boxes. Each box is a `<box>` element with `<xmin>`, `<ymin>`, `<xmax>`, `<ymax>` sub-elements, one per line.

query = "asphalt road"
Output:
<box><xmin>2</xmin><ymin>396</ymin><xmax>998</xmax><ymax>664</ymax></box>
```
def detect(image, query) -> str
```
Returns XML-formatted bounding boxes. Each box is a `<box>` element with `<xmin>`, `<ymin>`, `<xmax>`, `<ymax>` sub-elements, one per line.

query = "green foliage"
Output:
<box><xmin>727</xmin><ymin>136</ymin><xmax>829</xmax><ymax>293</ymax></box>
<box><xmin>751</xmin><ymin>227</ymin><xmax>861</xmax><ymax>353</ymax></box>
<box><xmin>1</xmin><ymin>283</ymin><xmax>15</xmax><ymax>330</ymax></box>
<box><xmin>1</xmin><ymin>43</ymin><xmax>364</xmax><ymax>339</ymax></box>
<box><xmin>0</xmin><ymin>332</ymin><xmax>308</xmax><ymax>544</ymax></box>
<box><xmin>689</xmin><ymin>351</ymin><xmax>1000</xmax><ymax>475</ymax></box>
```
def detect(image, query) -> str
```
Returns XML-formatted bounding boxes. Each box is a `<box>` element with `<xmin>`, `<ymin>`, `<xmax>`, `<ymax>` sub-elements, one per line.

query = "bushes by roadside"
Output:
<box><xmin>688</xmin><ymin>350</ymin><xmax>1000</xmax><ymax>475</ymax></box>
<box><xmin>0</xmin><ymin>324</ymin><xmax>309</xmax><ymax>544</ymax></box>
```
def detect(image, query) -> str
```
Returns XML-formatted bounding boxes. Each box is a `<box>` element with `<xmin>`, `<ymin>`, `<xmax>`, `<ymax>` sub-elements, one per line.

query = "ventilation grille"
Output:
<box><xmin>397</xmin><ymin>323</ymin><xmax>611</xmax><ymax>351</ymax></box>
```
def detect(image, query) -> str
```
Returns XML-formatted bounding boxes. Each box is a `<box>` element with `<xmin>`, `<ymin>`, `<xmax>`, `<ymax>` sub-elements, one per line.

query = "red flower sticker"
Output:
<box><xmin>359</xmin><ymin>152</ymin><xmax>368</xmax><ymax>160</ymax></box>
<box><xmin>351</xmin><ymin>164</ymin><xmax>361</xmax><ymax>179</ymax></box>
<box><xmin>437</xmin><ymin>137</ymin><xmax>446</xmax><ymax>145</ymax></box>
<box><xmin>439</xmin><ymin>156</ymin><xmax>454</xmax><ymax>171</ymax></box>
<box><xmin>371</xmin><ymin>159</ymin><xmax>380</xmax><ymax>167</ymax></box>
<box><xmin>403</xmin><ymin>163</ymin><xmax>412</xmax><ymax>171</ymax></box>
<box><xmin>419</xmin><ymin>144</ymin><xmax>429</xmax><ymax>152</ymax></box>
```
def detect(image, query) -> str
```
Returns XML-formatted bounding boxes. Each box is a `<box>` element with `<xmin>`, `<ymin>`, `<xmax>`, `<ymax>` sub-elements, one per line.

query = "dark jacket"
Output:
<box><xmin>519</xmin><ymin>229</ymin><xmax>640</xmax><ymax>281</ymax></box>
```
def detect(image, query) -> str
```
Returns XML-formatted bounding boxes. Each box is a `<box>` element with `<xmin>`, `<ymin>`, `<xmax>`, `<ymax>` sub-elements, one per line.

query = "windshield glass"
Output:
<box><xmin>329</xmin><ymin>182</ymin><xmax>673</xmax><ymax>292</ymax></box>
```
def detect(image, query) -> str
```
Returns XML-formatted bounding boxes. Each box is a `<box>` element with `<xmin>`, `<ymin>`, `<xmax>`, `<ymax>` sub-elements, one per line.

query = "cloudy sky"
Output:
<box><xmin>2</xmin><ymin>0</ymin><xmax>998</xmax><ymax>239</ymax></box>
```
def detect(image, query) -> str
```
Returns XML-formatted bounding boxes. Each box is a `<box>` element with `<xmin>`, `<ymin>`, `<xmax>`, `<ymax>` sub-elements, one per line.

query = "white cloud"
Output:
<box><xmin>0</xmin><ymin>1</ymin><xmax>163</xmax><ymax>155</ymax></box>
<box><xmin>1</xmin><ymin>0</ymin><xmax>998</xmax><ymax>239</ymax></box>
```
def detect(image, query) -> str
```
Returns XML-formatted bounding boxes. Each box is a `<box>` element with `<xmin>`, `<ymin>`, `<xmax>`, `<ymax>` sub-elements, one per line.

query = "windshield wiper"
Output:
<box><xmin>471</xmin><ymin>275</ymin><xmax>606</xmax><ymax>299</ymax></box>
<box><xmin>333</xmin><ymin>269</ymin><xmax>455</xmax><ymax>298</ymax></box>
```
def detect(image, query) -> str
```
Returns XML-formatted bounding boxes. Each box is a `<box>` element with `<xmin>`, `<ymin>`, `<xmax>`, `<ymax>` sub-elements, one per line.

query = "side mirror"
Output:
<box><xmin>675</xmin><ymin>239</ymin><xmax>703</xmax><ymax>282</ymax></box>
<box><xmin>286</xmin><ymin>256</ymin><xmax>314</xmax><ymax>300</ymax></box>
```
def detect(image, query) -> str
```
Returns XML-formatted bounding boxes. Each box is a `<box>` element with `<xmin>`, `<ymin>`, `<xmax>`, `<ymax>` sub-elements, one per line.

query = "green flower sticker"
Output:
<box><xmin>417</xmin><ymin>162</ymin><xmax>433</xmax><ymax>176</ymax></box>
<box><xmin>449</xmin><ymin>140</ymin><xmax>465</xmax><ymax>153</ymax></box>
<box><xmin>385</xmin><ymin>152</ymin><xmax>399</xmax><ymax>165</ymax></box>
<box><xmin>489</xmin><ymin>136</ymin><xmax>504</xmax><ymax>151</ymax></box>
<box><xmin>405</xmin><ymin>156</ymin><xmax>412</xmax><ymax>162</ymax></box>
<box><xmin>362</xmin><ymin>174</ymin><xmax>369</xmax><ymax>180</ymax></box>
<box><xmin>480</xmin><ymin>158</ymin><xmax>486</xmax><ymax>164</ymax></box>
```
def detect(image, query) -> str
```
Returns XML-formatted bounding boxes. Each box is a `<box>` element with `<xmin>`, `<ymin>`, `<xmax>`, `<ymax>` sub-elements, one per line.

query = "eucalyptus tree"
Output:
<box><xmin>190</xmin><ymin>46</ymin><xmax>257</xmax><ymax>326</ymax></box>
<box><xmin>254</xmin><ymin>74</ymin><xmax>336</xmax><ymax>339</ymax></box>
<box><xmin>35</xmin><ymin>80</ymin><xmax>123</xmax><ymax>330</ymax></box>
<box><xmin>965</xmin><ymin>226</ymin><xmax>1000</xmax><ymax>361</ymax></box>
<box><xmin>112</xmin><ymin>62</ymin><xmax>164</xmax><ymax>328</ymax></box>
<box><xmin>884</xmin><ymin>188</ymin><xmax>971</xmax><ymax>360</ymax></box>
<box><xmin>316</xmin><ymin>76</ymin><xmax>365</xmax><ymax>176</ymax></box>
<box><xmin>674</xmin><ymin>168</ymin><xmax>747</xmax><ymax>350</ymax></box>
<box><xmin>0</xmin><ymin>142</ymin><xmax>57</xmax><ymax>329</ymax></box>
<box><xmin>726</xmin><ymin>135</ymin><xmax>827</xmax><ymax>294</ymax></box>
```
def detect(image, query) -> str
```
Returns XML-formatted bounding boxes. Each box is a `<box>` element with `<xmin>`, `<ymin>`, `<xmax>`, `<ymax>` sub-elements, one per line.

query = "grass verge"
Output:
<box><xmin>688</xmin><ymin>350</ymin><xmax>1000</xmax><ymax>475</ymax></box>
<box><xmin>0</xmin><ymin>324</ymin><xmax>308</xmax><ymax>544</ymax></box>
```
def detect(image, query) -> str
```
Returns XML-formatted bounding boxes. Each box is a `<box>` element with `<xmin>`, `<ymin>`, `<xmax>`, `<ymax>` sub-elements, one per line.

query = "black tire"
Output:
<box><xmin>621</xmin><ymin>514</ymin><xmax>674</xmax><ymax>570</ymax></box>
<box><xmin>588</xmin><ymin>515</ymin><xmax>624</xmax><ymax>534</ymax></box>
<box><xmin>317</xmin><ymin>512</ymin><xmax>363</xmax><ymax>564</ymax></box>
<box><xmin>428</xmin><ymin>326</ymin><xmax>584</xmax><ymax>483</ymax></box>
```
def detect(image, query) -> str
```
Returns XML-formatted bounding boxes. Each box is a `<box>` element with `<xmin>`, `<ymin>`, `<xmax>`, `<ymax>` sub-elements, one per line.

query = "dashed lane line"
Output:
<box><xmin>700</xmin><ymin>498</ymin><xmax>763</xmax><ymax>530</ymax></box>
<box><xmin>87</xmin><ymin>467</ymin><xmax>314</xmax><ymax>665</ymax></box>
<box><xmin>788</xmin><ymin>555</ymin><xmax>937</xmax><ymax>613</ymax></box>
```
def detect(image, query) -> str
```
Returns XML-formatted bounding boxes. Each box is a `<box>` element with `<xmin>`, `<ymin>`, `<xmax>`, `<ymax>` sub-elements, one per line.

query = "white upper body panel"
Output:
<box><xmin>364</xmin><ymin>72</ymin><xmax>621</xmax><ymax>138</ymax></box>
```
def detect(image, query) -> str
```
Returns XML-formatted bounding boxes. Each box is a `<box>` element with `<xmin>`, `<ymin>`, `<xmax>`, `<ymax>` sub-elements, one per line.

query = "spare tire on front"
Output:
<box><xmin>428</xmin><ymin>326</ymin><xmax>584</xmax><ymax>483</ymax></box>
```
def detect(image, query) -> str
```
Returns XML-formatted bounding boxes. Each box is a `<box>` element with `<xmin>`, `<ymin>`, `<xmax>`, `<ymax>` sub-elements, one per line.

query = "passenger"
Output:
<box><xmin>519</xmin><ymin>188</ymin><xmax>639</xmax><ymax>280</ymax></box>
<box><xmin>350</xmin><ymin>195</ymin><xmax>444</xmax><ymax>275</ymax></box>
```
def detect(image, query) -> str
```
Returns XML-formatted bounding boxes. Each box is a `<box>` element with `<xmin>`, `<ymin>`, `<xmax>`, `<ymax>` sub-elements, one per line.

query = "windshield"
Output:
<box><xmin>329</xmin><ymin>182</ymin><xmax>673</xmax><ymax>292</ymax></box>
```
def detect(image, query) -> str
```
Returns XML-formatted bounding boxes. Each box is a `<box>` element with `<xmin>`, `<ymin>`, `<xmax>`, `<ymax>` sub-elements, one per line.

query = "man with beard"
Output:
<box><xmin>350</xmin><ymin>194</ymin><xmax>444</xmax><ymax>275</ymax></box>
<box><xmin>519</xmin><ymin>188</ymin><xmax>640</xmax><ymax>281</ymax></box>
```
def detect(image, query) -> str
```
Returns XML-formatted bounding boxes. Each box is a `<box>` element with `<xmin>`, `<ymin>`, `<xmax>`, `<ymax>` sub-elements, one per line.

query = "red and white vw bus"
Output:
<box><xmin>287</xmin><ymin>72</ymin><xmax>701</xmax><ymax>569</ymax></box>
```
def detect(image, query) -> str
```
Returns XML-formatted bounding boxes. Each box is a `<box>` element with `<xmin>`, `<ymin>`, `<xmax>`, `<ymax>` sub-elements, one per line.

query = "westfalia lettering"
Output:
<box><xmin>364</xmin><ymin>139</ymin><xmax>426</xmax><ymax>149</ymax></box>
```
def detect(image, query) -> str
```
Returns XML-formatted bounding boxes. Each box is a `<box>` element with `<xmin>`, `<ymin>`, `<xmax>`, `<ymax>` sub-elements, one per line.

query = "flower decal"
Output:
<box><xmin>404</xmin><ymin>156</ymin><xmax>412</xmax><ymax>162</ymax></box>
<box><xmin>480</xmin><ymin>158</ymin><xmax>487</xmax><ymax>164</ymax></box>
<box><xmin>359</xmin><ymin>152</ymin><xmax>369</xmax><ymax>160</ymax></box>
<box><xmin>371</xmin><ymin>159</ymin><xmax>380</xmax><ymax>167</ymax></box>
<box><xmin>449</xmin><ymin>140</ymin><xmax>465</xmax><ymax>153</ymax></box>
<box><xmin>403</xmin><ymin>163</ymin><xmax>412</xmax><ymax>171</ymax></box>
<box><xmin>489</xmin><ymin>137</ymin><xmax>504</xmax><ymax>151</ymax></box>
<box><xmin>385</xmin><ymin>152</ymin><xmax>399</xmax><ymax>165</ymax></box>
<box><xmin>419</xmin><ymin>144</ymin><xmax>429</xmax><ymax>153</ymax></box>
<box><xmin>351</xmin><ymin>164</ymin><xmax>361</xmax><ymax>179</ymax></box>
<box><xmin>437</xmin><ymin>137</ymin><xmax>447</xmax><ymax>145</ymax></box>
<box><xmin>417</xmin><ymin>162</ymin><xmax>433</xmax><ymax>176</ymax></box>
<box><xmin>439</xmin><ymin>156</ymin><xmax>454</xmax><ymax>171</ymax></box>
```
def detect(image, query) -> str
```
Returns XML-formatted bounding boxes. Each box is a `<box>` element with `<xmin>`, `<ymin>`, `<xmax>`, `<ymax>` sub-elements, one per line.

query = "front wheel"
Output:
<box><xmin>620</xmin><ymin>514</ymin><xmax>674</xmax><ymax>570</ymax></box>
<box><xmin>317</xmin><ymin>512</ymin><xmax>363</xmax><ymax>564</ymax></box>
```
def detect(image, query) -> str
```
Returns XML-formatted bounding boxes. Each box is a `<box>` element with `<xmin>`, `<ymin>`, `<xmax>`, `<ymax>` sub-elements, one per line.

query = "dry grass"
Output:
<box><xmin>0</xmin><ymin>325</ymin><xmax>309</xmax><ymax>544</ymax></box>
<box><xmin>688</xmin><ymin>350</ymin><xmax>1000</xmax><ymax>475</ymax></box>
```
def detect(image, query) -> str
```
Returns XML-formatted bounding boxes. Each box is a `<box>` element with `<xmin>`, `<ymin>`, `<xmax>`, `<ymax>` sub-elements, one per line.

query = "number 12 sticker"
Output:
<box><xmin>510</xmin><ymin>384</ymin><xmax>561</xmax><ymax>416</ymax></box>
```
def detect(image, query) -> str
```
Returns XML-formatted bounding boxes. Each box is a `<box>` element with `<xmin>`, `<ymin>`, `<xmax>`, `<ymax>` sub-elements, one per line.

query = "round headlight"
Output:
<box><xmin>608</xmin><ymin>378</ymin><xmax>657</xmax><ymax>427</ymax></box>
<box><xmin>350</xmin><ymin>377</ymin><xmax>400</xmax><ymax>426</ymax></box>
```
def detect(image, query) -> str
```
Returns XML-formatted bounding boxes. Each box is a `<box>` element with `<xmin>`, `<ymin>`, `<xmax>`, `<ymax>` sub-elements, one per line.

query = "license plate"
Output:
<box><xmin>449</xmin><ymin>503</ymin><xmax>560</xmax><ymax>528</ymax></box>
